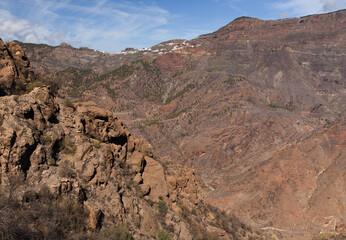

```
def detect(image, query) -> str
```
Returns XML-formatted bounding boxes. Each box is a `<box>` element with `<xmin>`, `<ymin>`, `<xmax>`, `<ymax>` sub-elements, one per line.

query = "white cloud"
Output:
<box><xmin>270</xmin><ymin>0</ymin><xmax>346</xmax><ymax>17</ymax></box>
<box><xmin>0</xmin><ymin>19</ymin><xmax>32</xmax><ymax>33</ymax></box>
<box><xmin>0</xmin><ymin>0</ymin><xmax>175</xmax><ymax>52</ymax></box>
<box><xmin>0</xmin><ymin>9</ymin><xmax>49</xmax><ymax>44</ymax></box>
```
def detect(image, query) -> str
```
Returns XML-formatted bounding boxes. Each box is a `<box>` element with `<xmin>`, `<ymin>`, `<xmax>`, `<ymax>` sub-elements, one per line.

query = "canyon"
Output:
<box><xmin>0</xmin><ymin>9</ymin><xmax>345</xmax><ymax>240</ymax></box>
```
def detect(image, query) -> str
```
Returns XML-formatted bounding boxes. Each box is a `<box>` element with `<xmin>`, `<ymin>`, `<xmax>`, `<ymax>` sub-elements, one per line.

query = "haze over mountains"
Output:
<box><xmin>0</xmin><ymin>9</ymin><xmax>345</xmax><ymax>240</ymax></box>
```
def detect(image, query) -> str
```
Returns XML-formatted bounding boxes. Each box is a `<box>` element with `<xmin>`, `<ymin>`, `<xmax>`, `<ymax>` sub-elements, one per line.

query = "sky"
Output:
<box><xmin>0</xmin><ymin>0</ymin><xmax>345</xmax><ymax>53</ymax></box>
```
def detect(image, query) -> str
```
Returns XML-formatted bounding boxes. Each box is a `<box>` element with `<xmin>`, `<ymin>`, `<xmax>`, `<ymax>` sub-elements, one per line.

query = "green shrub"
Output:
<box><xmin>167</xmin><ymin>106</ymin><xmax>190</xmax><ymax>119</ymax></box>
<box><xmin>157</xmin><ymin>199</ymin><xmax>168</xmax><ymax>216</ymax></box>
<box><xmin>223</xmin><ymin>75</ymin><xmax>246</xmax><ymax>85</ymax></box>
<box><xmin>268</xmin><ymin>103</ymin><xmax>283</xmax><ymax>109</ymax></box>
<box><xmin>177</xmin><ymin>200</ymin><xmax>190</xmax><ymax>220</ymax></box>
<box><xmin>180</xmin><ymin>132</ymin><xmax>187</xmax><ymax>137</ymax></box>
<box><xmin>48</xmin><ymin>157</ymin><xmax>57</xmax><ymax>166</ymax></box>
<box><xmin>324</xmin><ymin>119</ymin><xmax>332</xmax><ymax>127</ymax></box>
<box><xmin>144</xmin><ymin>118</ymin><xmax>159</xmax><ymax>126</ymax></box>
<box><xmin>44</xmin><ymin>135</ymin><xmax>52</xmax><ymax>143</ymax></box>
<box><xmin>157</xmin><ymin>229</ymin><xmax>171</xmax><ymax>240</ymax></box>
<box><xmin>20</xmin><ymin>67</ymin><xmax>30</xmax><ymax>78</ymax></box>
<box><xmin>92</xmin><ymin>139</ymin><xmax>101</xmax><ymax>149</ymax></box>
<box><xmin>26</xmin><ymin>80</ymin><xmax>45</xmax><ymax>92</ymax></box>
<box><xmin>59</xmin><ymin>136</ymin><xmax>76</xmax><ymax>155</ymax></box>
<box><xmin>98</xmin><ymin>223</ymin><xmax>132</xmax><ymax>240</ymax></box>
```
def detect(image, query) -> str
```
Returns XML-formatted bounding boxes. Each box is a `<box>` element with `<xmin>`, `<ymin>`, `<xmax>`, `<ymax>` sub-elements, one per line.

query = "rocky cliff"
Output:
<box><xmin>0</xmin><ymin>39</ymin><xmax>37</xmax><ymax>95</ymax></box>
<box><xmin>0</xmin><ymin>39</ymin><xmax>268</xmax><ymax>240</ymax></box>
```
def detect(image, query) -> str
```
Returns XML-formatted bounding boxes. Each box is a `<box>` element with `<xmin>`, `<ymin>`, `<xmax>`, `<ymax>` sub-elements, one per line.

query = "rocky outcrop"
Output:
<box><xmin>0</xmin><ymin>39</ymin><xmax>35</xmax><ymax>96</ymax></box>
<box><xmin>0</xmin><ymin>85</ymin><xmax>266</xmax><ymax>239</ymax></box>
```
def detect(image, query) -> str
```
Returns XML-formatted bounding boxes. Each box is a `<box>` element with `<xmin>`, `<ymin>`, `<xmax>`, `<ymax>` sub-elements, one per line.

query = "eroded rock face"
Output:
<box><xmin>0</xmin><ymin>86</ymin><xmax>265</xmax><ymax>239</ymax></box>
<box><xmin>0</xmin><ymin>39</ymin><xmax>17</xmax><ymax>95</ymax></box>
<box><xmin>0</xmin><ymin>39</ymin><xmax>34</xmax><ymax>96</ymax></box>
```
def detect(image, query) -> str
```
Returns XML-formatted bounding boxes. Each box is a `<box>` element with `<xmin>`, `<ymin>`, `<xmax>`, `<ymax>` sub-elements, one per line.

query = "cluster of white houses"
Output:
<box><xmin>108</xmin><ymin>40</ymin><xmax>202</xmax><ymax>56</ymax></box>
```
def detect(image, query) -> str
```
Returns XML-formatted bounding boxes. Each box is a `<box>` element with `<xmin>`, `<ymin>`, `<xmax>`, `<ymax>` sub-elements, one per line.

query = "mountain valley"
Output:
<box><xmin>0</xmin><ymin>9</ymin><xmax>345</xmax><ymax>240</ymax></box>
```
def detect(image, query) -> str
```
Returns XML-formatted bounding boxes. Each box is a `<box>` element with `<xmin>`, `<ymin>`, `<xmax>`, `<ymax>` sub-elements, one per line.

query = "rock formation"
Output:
<box><xmin>0</xmin><ymin>39</ymin><xmax>36</xmax><ymax>96</ymax></box>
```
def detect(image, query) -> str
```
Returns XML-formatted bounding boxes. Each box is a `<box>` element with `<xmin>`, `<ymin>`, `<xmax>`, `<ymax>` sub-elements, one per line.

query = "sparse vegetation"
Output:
<box><xmin>157</xmin><ymin>198</ymin><xmax>168</xmax><ymax>217</ymax></box>
<box><xmin>211</xmin><ymin>107</ymin><xmax>231</xmax><ymax>117</ymax></box>
<box><xmin>223</xmin><ymin>75</ymin><xmax>246</xmax><ymax>85</ymax></box>
<box><xmin>95</xmin><ymin>64</ymin><xmax>134</xmax><ymax>82</ymax></box>
<box><xmin>144</xmin><ymin>118</ymin><xmax>159</xmax><ymax>126</ymax></box>
<box><xmin>247</xmin><ymin>97</ymin><xmax>257</xmax><ymax>105</ymax></box>
<box><xmin>58</xmin><ymin>161</ymin><xmax>75</xmax><ymax>178</ymax></box>
<box><xmin>0</xmin><ymin>187</ymin><xmax>88</xmax><ymax>240</ymax></box>
<box><xmin>97</xmin><ymin>223</ymin><xmax>132</xmax><ymax>240</ymax></box>
<box><xmin>268</xmin><ymin>102</ymin><xmax>294</xmax><ymax>111</ymax></box>
<box><xmin>47</xmin><ymin>157</ymin><xmax>57</xmax><ymax>166</ymax></box>
<box><xmin>165</xmin><ymin>84</ymin><xmax>195</xmax><ymax>104</ymax></box>
<box><xmin>59</xmin><ymin>136</ymin><xmax>76</xmax><ymax>155</ymax></box>
<box><xmin>26</xmin><ymin>80</ymin><xmax>45</xmax><ymax>92</ymax></box>
<box><xmin>179</xmin><ymin>132</ymin><xmax>188</xmax><ymax>137</ymax></box>
<box><xmin>20</xmin><ymin>67</ymin><xmax>30</xmax><ymax>78</ymax></box>
<box><xmin>311</xmin><ymin>104</ymin><xmax>322</xmax><ymax>112</ymax></box>
<box><xmin>177</xmin><ymin>200</ymin><xmax>189</xmax><ymax>215</ymax></box>
<box><xmin>157</xmin><ymin>228</ymin><xmax>171</xmax><ymax>240</ymax></box>
<box><xmin>268</xmin><ymin>103</ymin><xmax>284</xmax><ymax>109</ymax></box>
<box><xmin>324</xmin><ymin>119</ymin><xmax>332</xmax><ymax>127</ymax></box>
<box><xmin>233</xmin><ymin>104</ymin><xmax>243</xmax><ymax>109</ymax></box>
<box><xmin>167</xmin><ymin>104</ymin><xmax>193</xmax><ymax>119</ymax></box>
<box><xmin>63</xmin><ymin>98</ymin><xmax>75</xmax><ymax>109</ymax></box>
<box><xmin>59</xmin><ymin>67</ymin><xmax>93</xmax><ymax>87</ymax></box>
<box><xmin>316</xmin><ymin>232</ymin><xmax>345</xmax><ymax>240</ymax></box>
<box><xmin>44</xmin><ymin>135</ymin><xmax>52</xmax><ymax>143</ymax></box>
<box><xmin>92</xmin><ymin>139</ymin><xmax>101</xmax><ymax>149</ymax></box>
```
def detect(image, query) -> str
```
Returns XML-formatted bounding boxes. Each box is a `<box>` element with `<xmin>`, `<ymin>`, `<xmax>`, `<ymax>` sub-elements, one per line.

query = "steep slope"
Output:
<box><xmin>19</xmin><ymin>10</ymin><xmax>346</xmax><ymax>240</ymax></box>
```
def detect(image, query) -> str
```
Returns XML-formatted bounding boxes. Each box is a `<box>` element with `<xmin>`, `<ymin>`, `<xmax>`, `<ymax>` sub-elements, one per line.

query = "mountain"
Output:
<box><xmin>0</xmin><ymin>38</ymin><xmax>267</xmax><ymax>240</ymax></box>
<box><xmin>17</xmin><ymin>10</ymin><xmax>346</xmax><ymax>240</ymax></box>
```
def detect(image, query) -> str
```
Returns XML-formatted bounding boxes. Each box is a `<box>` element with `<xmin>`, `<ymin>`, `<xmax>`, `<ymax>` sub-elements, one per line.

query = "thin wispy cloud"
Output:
<box><xmin>270</xmin><ymin>0</ymin><xmax>346</xmax><ymax>17</ymax></box>
<box><xmin>0</xmin><ymin>0</ymin><xmax>177</xmax><ymax>52</ymax></box>
<box><xmin>0</xmin><ymin>0</ymin><xmax>345</xmax><ymax>52</ymax></box>
<box><xmin>321</xmin><ymin>0</ymin><xmax>345</xmax><ymax>11</ymax></box>
<box><xmin>226</xmin><ymin>0</ymin><xmax>243</xmax><ymax>13</ymax></box>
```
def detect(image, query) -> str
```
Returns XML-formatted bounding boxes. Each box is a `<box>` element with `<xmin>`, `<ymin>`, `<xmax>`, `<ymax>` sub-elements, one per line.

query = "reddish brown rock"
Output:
<box><xmin>142</xmin><ymin>156</ymin><xmax>168</xmax><ymax>202</ymax></box>
<box><xmin>154</xmin><ymin>53</ymin><xmax>185</xmax><ymax>76</ymax></box>
<box><xmin>0</xmin><ymin>39</ymin><xmax>35</xmax><ymax>95</ymax></box>
<box><xmin>0</xmin><ymin>85</ymin><xmax>261</xmax><ymax>239</ymax></box>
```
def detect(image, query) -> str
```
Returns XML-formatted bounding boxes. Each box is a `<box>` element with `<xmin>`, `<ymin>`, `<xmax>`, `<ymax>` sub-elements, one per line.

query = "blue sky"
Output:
<box><xmin>0</xmin><ymin>0</ymin><xmax>345</xmax><ymax>53</ymax></box>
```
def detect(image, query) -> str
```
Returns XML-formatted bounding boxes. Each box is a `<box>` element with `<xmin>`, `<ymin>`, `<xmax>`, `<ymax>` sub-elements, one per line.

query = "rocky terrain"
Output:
<box><xmin>0</xmin><ymin>39</ymin><xmax>270</xmax><ymax>239</ymax></box>
<box><xmin>0</xmin><ymin>40</ymin><xmax>37</xmax><ymax>96</ymax></box>
<box><xmin>16</xmin><ymin>10</ymin><xmax>346</xmax><ymax>240</ymax></box>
